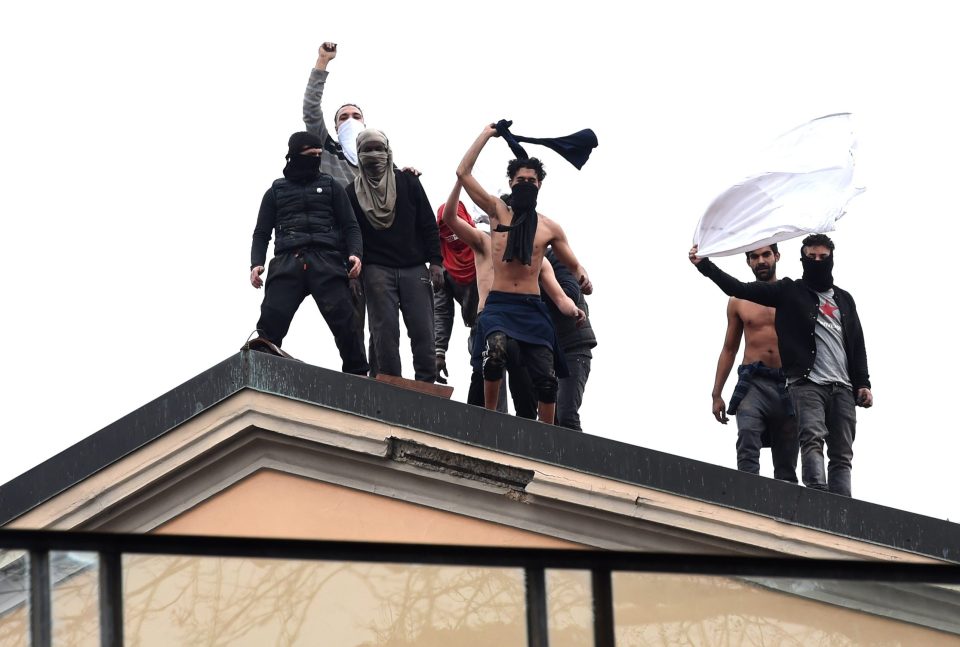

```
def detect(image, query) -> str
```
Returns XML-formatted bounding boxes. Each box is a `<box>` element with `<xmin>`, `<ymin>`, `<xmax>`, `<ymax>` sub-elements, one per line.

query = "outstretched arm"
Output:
<box><xmin>547</xmin><ymin>219</ymin><xmax>592</xmax><ymax>294</ymax></box>
<box><xmin>689</xmin><ymin>245</ymin><xmax>781</xmax><ymax>307</ymax></box>
<box><xmin>303</xmin><ymin>42</ymin><xmax>337</xmax><ymax>142</ymax></box>
<box><xmin>711</xmin><ymin>299</ymin><xmax>743</xmax><ymax>424</ymax></box>
<box><xmin>456</xmin><ymin>124</ymin><xmax>502</xmax><ymax>217</ymax></box>
<box><xmin>442</xmin><ymin>181</ymin><xmax>487</xmax><ymax>254</ymax></box>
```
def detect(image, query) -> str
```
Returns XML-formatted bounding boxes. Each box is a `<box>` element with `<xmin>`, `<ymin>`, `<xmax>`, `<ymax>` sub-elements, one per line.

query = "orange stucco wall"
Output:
<box><xmin>156</xmin><ymin>468</ymin><xmax>581</xmax><ymax>548</ymax></box>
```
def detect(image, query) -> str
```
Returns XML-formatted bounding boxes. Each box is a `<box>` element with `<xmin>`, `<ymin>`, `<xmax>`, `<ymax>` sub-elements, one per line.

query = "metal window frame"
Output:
<box><xmin>3</xmin><ymin>529</ymin><xmax>960</xmax><ymax>647</ymax></box>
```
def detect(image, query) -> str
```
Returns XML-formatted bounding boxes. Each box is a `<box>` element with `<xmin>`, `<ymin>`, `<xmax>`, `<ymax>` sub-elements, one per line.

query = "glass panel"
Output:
<box><xmin>123</xmin><ymin>555</ymin><xmax>527</xmax><ymax>647</ymax></box>
<box><xmin>0</xmin><ymin>550</ymin><xmax>28</xmax><ymax>647</ymax></box>
<box><xmin>612</xmin><ymin>572</ymin><xmax>960</xmax><ymax>646</ymax></box>
<box><xmin>546</xmin><ymin>569</ymin><xmax>594</xmax><ymax>647</ymax></box>
<box><xmin>50</xmin><ymin>552</ymin><xmax>99</xmax><ymax>647</ymax></box>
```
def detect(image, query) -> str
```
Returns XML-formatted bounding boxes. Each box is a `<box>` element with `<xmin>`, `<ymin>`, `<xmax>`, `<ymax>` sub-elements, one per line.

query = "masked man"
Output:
<box><xmin>690</xmin><ymin>234</ymin><xmax>872</xmax><ymax>497</ymax></box>
<box><xmin>249</xmin><ymin>132</ymin><xmax>368</xmax><ymax>375</ymax></box>
<box><xmin>457</xmin><ymin>124</ymin><xmax>592</xmax><ymax>424</ymax></box>
<box><xmin>346</xmin><ymin>129</ymin><xmax>442</xmax><ymax>382</ymax></box>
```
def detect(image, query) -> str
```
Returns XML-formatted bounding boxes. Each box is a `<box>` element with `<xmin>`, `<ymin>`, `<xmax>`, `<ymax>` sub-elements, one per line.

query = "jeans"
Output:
<box><xmin>556</xmin><ymin>348</ymin><xmax>592</xmax><ymax>431</ymax></box>
<box><xmin>363</xmin><ymin>264</ymin><xmax>436</xmax><ymax>382</ymax></box>
<box><xmin>256</xmin><ymin>250</ymin><xmax>368</xmax><ymax>375</ymax></box>
<box><xmin>734</xmin><ymin>373</ymin><xmax>798</xmax><ymax>482</ymax></box>
<box><xmin>790</xmin><ymin>379</ymin><xmax>857</xmax><ymax>496</ymax></box>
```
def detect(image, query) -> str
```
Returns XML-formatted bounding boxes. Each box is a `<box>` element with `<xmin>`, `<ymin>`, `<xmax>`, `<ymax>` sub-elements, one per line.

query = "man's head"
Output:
<box><xmin>506</xmin><ymin>158</ymin><xmax>546</xmax><ymax>189</ymax></box>
<box><xmin>355</xmin><ymin>128</ymin><xmax>392</xmax><ymax>180</ymax></box>
<box><xmin>334</xmin><ymin>104</ymin><xmax>364</xmax><ymax>132</ymax></box>
<box><xmin>800</xmin><ymin>234</ymin><xmax>835</xmax><ymax>291</ymax></box>
<box><xmin>801</xmin><ymin>233</ymin><xmax>835</xmax><ymax>261</ymax></box>
<box><xmin>286</xmin><ymin>131</ymin><xmax>324</xmax><ymax>160</ymax></box>
<box><xmin>745</xmin><ymin>244</ymin><xmax>779</xmax><ymax>281</ymax></box>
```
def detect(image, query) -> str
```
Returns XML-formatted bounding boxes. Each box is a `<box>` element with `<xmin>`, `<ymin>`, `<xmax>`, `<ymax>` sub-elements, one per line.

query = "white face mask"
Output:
<box><xmin>337</xmin><ymin>117</ymin><xmax>364</xmax><ymax>166</ymax></box>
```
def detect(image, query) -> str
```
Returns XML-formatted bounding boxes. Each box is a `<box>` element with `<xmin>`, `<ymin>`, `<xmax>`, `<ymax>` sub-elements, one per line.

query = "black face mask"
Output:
<box><xmin>494</xmin><ymin>183</ymin><xmax>540</xmax><ymax>266</ymax></box>
<box><xmin>283</xmin><ymin>154</ymin><xmax>322</xmax><ymax>183</ymax></box>
<box><xmin>801</xmin><ymin>255</ymin><xmax>834</xmax><ymax>291</ymax></box>
<box><xmin>510</xmin><ymin>182</ymin><xmax>539</xmax><ymax>213</ymax></box>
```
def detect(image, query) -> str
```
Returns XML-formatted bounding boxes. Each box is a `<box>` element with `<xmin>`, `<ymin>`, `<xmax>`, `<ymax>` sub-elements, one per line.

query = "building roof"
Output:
<box><xmin>1</xmin><ymin>350</ymin><xmax>957</xmax><ymax>562</ymax></box>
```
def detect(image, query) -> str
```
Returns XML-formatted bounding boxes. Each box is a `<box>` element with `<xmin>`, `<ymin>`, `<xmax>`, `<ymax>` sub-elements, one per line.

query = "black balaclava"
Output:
<box><xmin>283</xmin><ymin>131</ymin><xmax>324</xmax><ymax>183</ymax></box>
<box><xmin>801</xmin><ymin>254</ymin><xmax>835</xmax><ymax>292</ymax></box>
<box><xmin>496</xmin><ymin>182</ymin><xmax>539</xmax><ymax>265</ymax></box>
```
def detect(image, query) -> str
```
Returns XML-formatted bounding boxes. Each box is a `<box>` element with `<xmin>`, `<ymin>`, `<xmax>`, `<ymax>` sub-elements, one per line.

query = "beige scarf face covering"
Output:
<box><xmin>354</xmin><ymin>129</ymin><xmax>397</xmax><ymax>230</ymax></box>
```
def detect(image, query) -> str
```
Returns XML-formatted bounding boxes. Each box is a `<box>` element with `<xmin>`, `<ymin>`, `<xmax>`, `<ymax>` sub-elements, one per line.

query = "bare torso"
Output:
<box><xmin>489</xmin><ymin>203</ymin><xmax>558</xmax><ymax>294</ymax></box>
<box><xmin>474</xmin><ymin>235</ymin><xmax>495</xmax><ymax>312</ymax></box>
<box><xmin>734</xmin><ymin>298</ymin><xmax>781</xmax><ymax>367</ymax></box>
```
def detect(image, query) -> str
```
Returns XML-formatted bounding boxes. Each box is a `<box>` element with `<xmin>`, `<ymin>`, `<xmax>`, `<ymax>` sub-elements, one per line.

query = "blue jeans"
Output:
<box><xmin>734</xmin><ymin>373</ymin><xmax>798</xmax><ymax>482</ymax></box>
<box><xmin>790</xmin><ymin>379</ymin><xmax>857</xmax><ymax>497</ymax></box>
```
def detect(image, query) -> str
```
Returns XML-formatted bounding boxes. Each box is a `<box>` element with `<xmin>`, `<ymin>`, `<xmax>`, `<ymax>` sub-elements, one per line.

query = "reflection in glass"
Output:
<box><xmin>123</xmin><ymin>555</ymin><xmax>527</xmax><ymax>646</ymax></box>
<box><xmin>612</xmin><ymin>572</ymin><xmax>960</xmax><ymax>646</ymax></box>
<box><xmin>0</xmin><ymin>550</ymin><xmax>28</xmax><ymax>647</ymax></box>
<box><xmin>546</xmin><ymin>569</ymin><xmax>594</xmax><ymax>647</ymax></box>
<box><xmin>51</xmin><ymin>552</ymin><xmax>99</xmax><ymax>647</ymax></box>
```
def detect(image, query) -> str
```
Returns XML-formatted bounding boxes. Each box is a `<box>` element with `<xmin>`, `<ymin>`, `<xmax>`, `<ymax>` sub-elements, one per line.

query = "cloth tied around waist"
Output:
<box><xmin>470</xmin><ymin>291</ymin><xmax>569</xmax><ymax>378</ymax></box>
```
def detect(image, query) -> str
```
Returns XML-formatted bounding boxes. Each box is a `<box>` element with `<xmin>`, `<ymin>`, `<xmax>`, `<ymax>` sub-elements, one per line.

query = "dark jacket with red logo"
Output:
<box><xmin>697</xmin><ymin>259</ymin><xmax>870</xmax><ymax>392</ymax></box>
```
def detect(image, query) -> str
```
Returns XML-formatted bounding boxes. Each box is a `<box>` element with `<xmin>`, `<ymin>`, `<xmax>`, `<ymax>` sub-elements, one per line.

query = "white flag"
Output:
<box><xmin>693</xmin><ymin>113</ymin><xmax>865</xmax><ymax>257</ymax></box>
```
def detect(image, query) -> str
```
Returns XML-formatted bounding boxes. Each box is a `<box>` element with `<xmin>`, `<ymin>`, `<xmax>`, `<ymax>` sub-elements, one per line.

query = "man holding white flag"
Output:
<box><xmin>690</xmin><ymin>235</ymin><xmax>872</xmax><ymax>497</ymax></box>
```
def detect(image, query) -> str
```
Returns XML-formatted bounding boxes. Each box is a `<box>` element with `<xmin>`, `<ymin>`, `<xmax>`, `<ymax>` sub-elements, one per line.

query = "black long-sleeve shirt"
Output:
<box><xmin>347</xmin><ymin>171</ymin><xmax>442</xmax><ymax>268</ymax></box>
<box><xmin>541</xmin><ymin>249</ymin><xmax>597</xmax><ymax>352</ymax></box>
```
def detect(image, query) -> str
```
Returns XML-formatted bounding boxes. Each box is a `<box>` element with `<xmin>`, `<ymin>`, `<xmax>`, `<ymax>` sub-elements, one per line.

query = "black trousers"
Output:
<box><xmin>363</xmin><ymin>263</ymin><xmax>436</xmax><ymax>382</ymax></box>
<box><xmin>256</xmin><ymin>249</ymin><xmax>368</xmax><ymax>375</ymax></box>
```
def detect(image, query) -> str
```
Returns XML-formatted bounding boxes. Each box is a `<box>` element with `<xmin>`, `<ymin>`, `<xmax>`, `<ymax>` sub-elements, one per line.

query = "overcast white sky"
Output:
<box><xmin>2</xmin><ymin>1</ymin><xmax>959</xmax><ymax>524</ymax></box>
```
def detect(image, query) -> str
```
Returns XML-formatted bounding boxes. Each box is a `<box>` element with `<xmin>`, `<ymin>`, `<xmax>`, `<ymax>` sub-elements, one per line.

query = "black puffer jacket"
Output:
<box><xmin>697</xmin><ymin>259</ymin><xmax>870</xmax><ymax>391</ymax></box>
<box><xmin>250</xmin><ymin>174</ymin><xmax>361</xmax><ymax>267</ymax></box>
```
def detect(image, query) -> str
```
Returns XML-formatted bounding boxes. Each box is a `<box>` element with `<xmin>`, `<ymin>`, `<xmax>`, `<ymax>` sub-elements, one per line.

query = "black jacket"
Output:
<box><xmin>250</xmin><ymin>174</ymin><xmax>361</xmax><ymax>267</ymax></box>
<box><xmin>347</xmin><ymin>171</ymin><xmax>442</xmax><ymax>268</ymax></box>
<box><xmin>542</xmin><ymin>249</ymin><xmax>596</xmax><ymax>352</ymax></box>
<box><xmin>697</xmin><ymin>259</ymin><xmax>870</xmax><ymax>391</ymax></box>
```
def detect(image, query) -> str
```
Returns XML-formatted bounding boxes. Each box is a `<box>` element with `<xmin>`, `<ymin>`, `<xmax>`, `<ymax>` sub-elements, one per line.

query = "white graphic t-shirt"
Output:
<box><xmin>807</xmin><ymin>289</ymin><xmax>851</xmax><ymax>387</ymax></box>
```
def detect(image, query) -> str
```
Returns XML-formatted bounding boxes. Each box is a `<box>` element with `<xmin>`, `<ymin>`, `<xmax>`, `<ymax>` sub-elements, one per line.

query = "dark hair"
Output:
<box><xmin>334</xmin><ymin>103</ymin><xmax>364</xmax><ymax>123</ymax></box>
<box><xmin>506</xmin><ymin>158</ymin><xmax>546</xmax><ymax>182</ymax></box>
<box><xmin>801</xmin><ymin>234</ymin><xmax>835</xmax><ymax>253</ymax></box>
<box><xmin>744</xmin><ymin>243</ymin><xmax>779</xmax><ymax>259</ymax></box>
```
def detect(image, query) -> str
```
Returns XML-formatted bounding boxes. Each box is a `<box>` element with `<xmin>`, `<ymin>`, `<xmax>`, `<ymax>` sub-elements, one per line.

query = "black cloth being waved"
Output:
<box><xmin>696</xmin><ymin>259</ymin><xmax>870</xmax><ymax>393</ymax></box>
<box><xmin>347</xmin><ymin>170</ymin><xmax>441</xmax><ymax>268</ymax></box>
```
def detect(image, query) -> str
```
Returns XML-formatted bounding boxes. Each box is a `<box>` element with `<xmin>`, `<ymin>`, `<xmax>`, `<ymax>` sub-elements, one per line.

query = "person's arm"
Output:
<box><xmin>250</xmin><ymin>188</ymin><xmax>277</xmax><ymax>288</ymax></box>
<box><xmin>433</xmin><ymin>275</ymin><xmax>454</xmax><ymax>383</ymax></box>
<box><xmin>547</xmin><ymin>218</ymin><xmax>592</xmax><ymax>294</ymax></box>
<box><xmin>456</xmin><ymin>124</ymin><xmax>504</xmax><ymax>218</ymax></box>
<box><xmin>303</xmin><ymin>43</ymin><xmax>337</xmax><ymax>143</ymax></box>
<box><xmin>711</xmin><ymin>299</ymin><xmax>743</xmax><ymax>424</ymax></box>
<box><xmin>408</xmin><ymin>173</ymin><xmax>443</xmax><ymax>289</ymax></box>
<box><xmin>546</xmin><ymin>249</ymin><xmax>581</xmax><ymax>302</ymax></box>
<box><xmin>330</xmin><ymin>181</ymin><xmax>363</xmax><ymax>278</ymax></box>
<box><xmin>442</xmin><ymin>181</ymin><xmax>486</xmax><ymax>254</ymax></box>
<box><xmin>844</xmin><ymin>292</ymin><xmax>873</xmax><ymax>407</ymax></box>
<box><xmin>540</xmin><ymin>258</ymin><xmax>585</xmax><ymax>325</ymax></box>
<box><xmin>689</xmin><ymin>246</ymin><xmax>781</xmax><ymax>307</ymax></box>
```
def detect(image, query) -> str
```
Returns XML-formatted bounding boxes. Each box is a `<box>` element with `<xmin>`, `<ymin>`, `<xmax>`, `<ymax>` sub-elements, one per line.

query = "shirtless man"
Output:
<box><xmin>441</xmin><ymin>181</ymin><xmax>585</xmax><ymax>415</ymax></box>
<box><xmin>457</xmin><ymin>125</ymin><xmax>591</xmax><ymax>424</ymax></box>
<box><xmin>711</xmin><ymin>244</ymin><xmax>798</xmax><ymax>482</ymax></box>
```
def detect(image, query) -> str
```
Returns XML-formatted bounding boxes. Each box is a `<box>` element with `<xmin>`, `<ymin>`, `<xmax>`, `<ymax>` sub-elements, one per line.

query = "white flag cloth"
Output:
<box><xmin>692</xmin><ymin>113</ymin><xmax>865</xmax><ymax>257</ymax></box>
